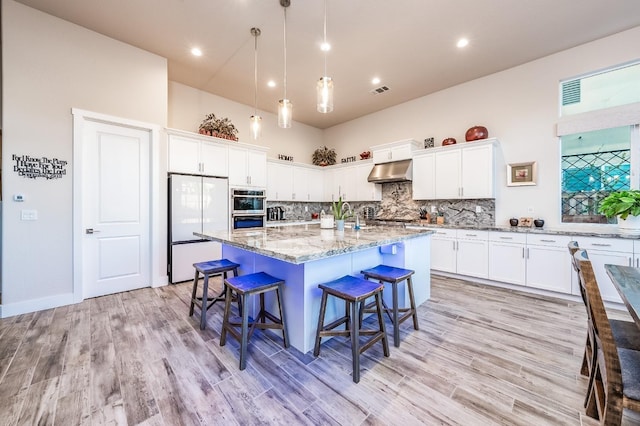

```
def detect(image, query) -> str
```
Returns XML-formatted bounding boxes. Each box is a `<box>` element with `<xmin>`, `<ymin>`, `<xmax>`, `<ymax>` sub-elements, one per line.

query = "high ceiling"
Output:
<box><xmin>15</xmin><ymin>0</ymin><xmax>640</xmax><ymax>129</ymax></box>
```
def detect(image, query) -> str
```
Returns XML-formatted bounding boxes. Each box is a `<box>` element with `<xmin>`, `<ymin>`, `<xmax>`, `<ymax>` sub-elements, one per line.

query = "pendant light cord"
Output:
<box><xmin>283</xmin><ymin>6</ymin><xmax>287</xmax><ymax>100</ymax></box>
<box><xmin>323</xmin><ymin>0</ymin><xmax>327</xmax><ymax>77</ymax></box>
<box><xmin>254</xmin><ymin>30</ymin><xmax>258</xmax><ymax>115</ymax></box>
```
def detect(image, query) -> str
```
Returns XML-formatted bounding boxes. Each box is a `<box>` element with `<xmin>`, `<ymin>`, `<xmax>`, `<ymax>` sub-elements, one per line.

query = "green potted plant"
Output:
<box><xmin>598</xmin><ymin>189</ymin><xmax>640</xmax><ymax>235</ymax></box>
<box><xmin>331</xmin><ymin>196</ymin><xmax>353</xmax><ymax>231</ymax></box>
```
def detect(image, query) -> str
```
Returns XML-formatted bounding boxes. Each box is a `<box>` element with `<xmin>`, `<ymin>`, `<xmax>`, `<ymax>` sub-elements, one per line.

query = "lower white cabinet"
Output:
<box><xmin>525</xmin><ymin>234</ymin><xmax>573</xmax><ymax>294</ymax></box>
<box><xmin>488</xmin><ymin>232</ymin><xmax>572</xmax><ymax>295</ymax></box>
<box><xmin>488</xmin><ymin>232</ymin><xmax>526</xmax><ymax>285</ymax></box>
<box><xmin>574</xmin><ymin>237</ymin><xmax>632</xmax><ymax>303</ymax></box>
<box><xmin>429</xmin><ymin>229</ymin><xmax>488</xmax><ymax>278</ymax></box>
<box><xmin>430</xmin><ymin>229</ymin><xmax>457</xmax><ymax>273</ymax></box>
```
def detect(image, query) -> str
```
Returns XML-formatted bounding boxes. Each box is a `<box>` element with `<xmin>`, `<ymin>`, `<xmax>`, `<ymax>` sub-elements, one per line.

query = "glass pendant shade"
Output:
<box><xmin>278</xmin><ymin>99</ymin><xmax>292</xmax><ymax>128</ymax></box>
<box><xmin>317</xmin><ymin>76</ymin><xmax>334</xmax><ymax>113</ymax></box>
<box><xmin>250</xmin><ymin>115</ymin><xmax>262</xmax><ymax>140</ymax></box>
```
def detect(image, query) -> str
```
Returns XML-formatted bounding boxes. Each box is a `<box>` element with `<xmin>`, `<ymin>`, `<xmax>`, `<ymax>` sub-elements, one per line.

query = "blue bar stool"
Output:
<box><xmin>361</xmin><ymin>265</ymin><xmax>419</xmax><ymax>347</ymax></box>
<box><xmin>314</xmin><ymin>275</ymin><xmax>390</xmax><ymax>383</ymax></box>
<box><xmin>189</xmin><ymin>259</ymin><xmax>240</xmax><ymax>330</ymax></box>
<box><xmin>220</xmin><ymin>272</ymin><xmax>289</xmax><ymax>370</ymax></box>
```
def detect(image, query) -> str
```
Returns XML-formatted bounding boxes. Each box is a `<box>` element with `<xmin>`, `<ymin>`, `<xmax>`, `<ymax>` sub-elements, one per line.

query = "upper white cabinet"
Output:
<box><xmin>229</xmin><ymin>145</ymin><xmax>267</xmax><ymax>187</ymax></box>
<box><xmin>434</xmin><ymin>139</ymin><xmax>496</xmax><ymax>199</ymax></box>
<box><xmin>322</xmin><ymin>162</ymin><xmax>381</xmax><ymax>202</ymax></box>
<box><xmin>355</xmin><ymin>162</ymin><xmax>382</xmax><ymax>201</ymax></box>
<box><xmin>412</xmin><ymin>139</ymin><xmax>496</xmax><ymax>200</ymax></box>
<box><xmin>412</xmin><ymin>153</ymin><xmax>435</xmax><ymax>200</ymax></box>
<box><xmin>168</xmin><ymin>132</ymin><xmax>228</xmax><ymax>176</ymax></box>
<box><xmin>371</xmin><ymin>139</ymin><xmax>422</xmax><ymax>163</ymax></box>
<box><xmin>267</xmin><ymin>160</ymin><xmax>325</xmax><ymax>201</ymax></box>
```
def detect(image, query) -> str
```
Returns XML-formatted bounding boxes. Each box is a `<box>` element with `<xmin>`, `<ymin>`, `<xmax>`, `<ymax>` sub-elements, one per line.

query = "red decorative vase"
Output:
<box><xmin>465</xmin><ymin>126</ymin><xmax>489</xmax><ymax>142</ymax></box>
<box><xmin>442</xmin><ymin>137</ymin><xmax>457</xmax><ymax>146</ymax></box>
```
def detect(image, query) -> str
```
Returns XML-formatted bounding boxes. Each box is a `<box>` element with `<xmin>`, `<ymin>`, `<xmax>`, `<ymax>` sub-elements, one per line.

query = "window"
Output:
<box><xmin>559</xmin><ymin>62</ymin><xmax>640</xmax><ymax>224</ymax></box>
<box><xmin>561</xmin><ymin>127</ymin><xmax>632</xmax><ymax>223</ymax></box>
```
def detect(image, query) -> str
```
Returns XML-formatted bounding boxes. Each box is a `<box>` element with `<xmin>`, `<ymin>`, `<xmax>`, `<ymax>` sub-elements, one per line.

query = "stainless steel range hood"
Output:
<box><xmin>367</xmin><ymin>159</ymin><xmax>413</xmax><ymax>183</ymax></box>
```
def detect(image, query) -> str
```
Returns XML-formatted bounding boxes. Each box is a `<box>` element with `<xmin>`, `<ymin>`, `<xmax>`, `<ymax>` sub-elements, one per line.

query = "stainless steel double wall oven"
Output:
<box><xmin>231</xmin><ymin>188</ymin><xmax>266</xmax><ymax>229</ymax></box>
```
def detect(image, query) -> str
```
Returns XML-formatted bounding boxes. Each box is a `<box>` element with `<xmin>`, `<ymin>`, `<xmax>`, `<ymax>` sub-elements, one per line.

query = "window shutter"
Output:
<box><xmin>562</xmin><ymin>79</ymin><xmax>581</xmax><ymax>106</ymax></box>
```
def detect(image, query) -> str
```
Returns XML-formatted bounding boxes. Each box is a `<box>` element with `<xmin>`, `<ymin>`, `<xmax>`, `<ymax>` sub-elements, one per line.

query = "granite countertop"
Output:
<box><xmin>196</xmin><ymin>224</ymin><xmax>434</xmax><ymax>264</ymax></box>
<box><xmin>400</xmin><ymin>221</ymin><xmax>639</xmax><ymax>239</ymax></box>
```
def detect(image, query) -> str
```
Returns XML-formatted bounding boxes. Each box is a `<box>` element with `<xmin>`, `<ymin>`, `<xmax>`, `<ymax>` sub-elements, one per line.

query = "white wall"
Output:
<box><xmin>1</xmin><ymin>1</ymin><xmax>168</xmax><ymax>312</ymax></box>
<box><xmin>323</xmin><ymin>26</ymin><xmax>640</xmax><ymax>229</ymax></box>
<box><xmin>168</xmin><ymin>81</ymin><xmax>324</xmax><ymax>163</ymax></box>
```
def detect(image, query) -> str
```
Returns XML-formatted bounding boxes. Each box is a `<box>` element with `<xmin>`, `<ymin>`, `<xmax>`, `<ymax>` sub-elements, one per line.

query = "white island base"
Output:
<box><xmin>221</xmin><ymin>235</ymin><xmax>431</xmax><ymax>354</ymax></box>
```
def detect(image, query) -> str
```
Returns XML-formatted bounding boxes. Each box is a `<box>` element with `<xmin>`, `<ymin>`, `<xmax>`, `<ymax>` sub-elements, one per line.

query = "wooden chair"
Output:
<box><xmin>189</xmin><ymin>259</ymin><xmax>240</xmax><ymax>330</ymax></box>
<box><xmin>576</xmin><ymin>251</ymin><xmax>640</xmax><ymax>424</ymax></box>
<box><xmin>570</xmin><ymin>246</ymin><xmax>640</xmax><ymax>381</ymax></box>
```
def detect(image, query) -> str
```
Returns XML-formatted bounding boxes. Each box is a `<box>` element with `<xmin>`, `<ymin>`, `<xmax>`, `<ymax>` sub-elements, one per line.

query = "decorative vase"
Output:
<box><xmin>336</xmin><ymin>219</ymin><xmax>345</xmax><ymax>231</ymax></box>
<box><xmin>618</xmin><ymin>215</ymin><xmax>640</xmax><ymax>236</ymax></box>
<box><xmin>509</xmin><ymin>218</ymin><xmax>519</xmax><ymax>226</ymax></box>
<box><xmin>534</xmin><ymin>219</ymin><xmax>544</xmax><ymax>228</ymax></box>
<box><xmin>465</xmin><ymin>126</ymin><xmax>489</xmax><ymax>142</ymax></box>
<box><xmin>442</xmin><ymin>138</ymin><xmax>457</xmax><ymax>146</ymax></box>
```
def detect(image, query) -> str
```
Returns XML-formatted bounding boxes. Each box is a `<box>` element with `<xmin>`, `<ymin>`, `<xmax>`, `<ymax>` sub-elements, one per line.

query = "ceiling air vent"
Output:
<box><xmin>562</xmin><ymin>79</ymin><xmax>581</xmax><ymax>106</ymax></box>
<box><xmin>370</xmin><ymin>85</ymin><xmax>390</xmax><ymax>95</ymax></box>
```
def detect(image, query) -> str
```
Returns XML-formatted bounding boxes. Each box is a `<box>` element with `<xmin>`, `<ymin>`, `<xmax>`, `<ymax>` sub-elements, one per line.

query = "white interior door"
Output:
<box><xmin>82</xmin><ymin>120</ymin><xmax>151</xmax><ymax>298</ymax></box>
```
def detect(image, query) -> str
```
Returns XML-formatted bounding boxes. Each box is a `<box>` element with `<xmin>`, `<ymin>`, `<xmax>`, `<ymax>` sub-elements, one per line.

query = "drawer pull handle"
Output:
<box><xmin>465</xmin><ymin>234</ymin><xmax>477</xmax><ymax>237</ymax></box>
<box><xmin>591</xmin><ymin>243</ymin><xmax>612</xmax><ymax>247</ymax></box>
<box><xmin>539</xmin><ymin>239</ymin><xmax>556</xmax><ymax>243</ymax></box>
<box><xmin>499</xmin><ymin>237</ymin><xmax>513</xmax><ymax>240</ymax></box>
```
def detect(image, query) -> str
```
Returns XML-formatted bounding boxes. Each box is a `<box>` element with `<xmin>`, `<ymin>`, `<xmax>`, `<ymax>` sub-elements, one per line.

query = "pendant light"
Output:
<box><xmin>278</xmin><ymin>0</ymin><xmax>292</xmax><ymax>128</ymax></box>
<box><xmin>317</xmin><ymin>0</ymin><xmax>333</xmax><ymax>113</ymax></box>
<box><xmin>250</xmin><ymin>27</ymin><xmax>262</xmax><ymax>140</ymax></box>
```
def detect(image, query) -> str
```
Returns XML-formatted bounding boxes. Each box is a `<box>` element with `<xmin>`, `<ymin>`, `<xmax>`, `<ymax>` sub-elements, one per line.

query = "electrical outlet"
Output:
<box><xmin>431</xmin><ymin>205</ymin><xmax>436</xmax><ymax>213</ymax></box>
<box><xmin>527</xmin><ymin>206</ymin><xmax>534</xmax><ymax>214</ymax></box>
<box><xmin>21</xmin><ymin>209</ymin><xmax>38</xmax><ymax>221</ymax></box>
<box><xmin>305</xmin><ymin>206</ymin><xmax>308</xmax><ymax>212</ymax></box>
<box><xmin>475</xmin><ymin>206</ymin><xmax>482</xmax><ymax>213</ymax></box>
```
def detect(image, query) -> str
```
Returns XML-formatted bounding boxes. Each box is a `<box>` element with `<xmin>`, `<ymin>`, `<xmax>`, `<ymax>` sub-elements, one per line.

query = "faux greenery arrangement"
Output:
<box><xmin>331</xmin><ymin>196</ymin><xmax>353</xmax><ymax>220</ymax></box>
<box><xmin>312</xmin><ymin>146</ymin><xmax>337</xmax><ymax>166</ymax></box>
<box><xmin>598</xmin><ymin>190</ymin><xmax>640</xmax><ymax>219</ymax></box>
<box><xmin>198</xmin><ymin>113</ymin><xmax>239</xmax><ymax>141</ymax></box>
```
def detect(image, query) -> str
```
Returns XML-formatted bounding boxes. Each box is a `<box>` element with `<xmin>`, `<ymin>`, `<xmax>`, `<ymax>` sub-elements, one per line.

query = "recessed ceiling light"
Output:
<box><xmin>191</xmin><ymin>47</ymin><xmax>203</xmax><ymax>57</ymax></box>
<box><xmin>267</xmin><ymin>80</ymin><xmax>276</xmax><ymax>88</ymax></box>
<box><xmin>456</xmin><ymin>38</ymin><xmax>469</xmax><ymax>48</ymax></box>
<box><xmin>320</xmin><ymin>42</ymin><xmax>331</xmax><ymax>52</ymax></box>
<box><xmin>371</xmin><ymin>77</ymin><xmax>381</xmax><ymax>85</ymax></box>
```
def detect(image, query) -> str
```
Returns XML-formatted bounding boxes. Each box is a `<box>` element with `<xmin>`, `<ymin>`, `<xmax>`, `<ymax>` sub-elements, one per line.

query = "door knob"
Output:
<box><xmin>85</xmin><ymin>228</ymin><xmax>100</xmax><ymax>234</ymax></box>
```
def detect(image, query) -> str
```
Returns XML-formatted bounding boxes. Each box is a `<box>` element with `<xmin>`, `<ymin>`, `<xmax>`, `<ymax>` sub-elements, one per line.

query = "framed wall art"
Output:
<box><xmin>507</xmin><ymin>161</ymin><xmax>537</xmax><ymax>186</ymax></box>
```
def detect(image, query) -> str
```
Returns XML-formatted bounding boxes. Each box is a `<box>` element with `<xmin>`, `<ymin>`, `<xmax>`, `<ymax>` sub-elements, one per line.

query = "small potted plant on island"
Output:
<box><xmin>331</xmin><ymin>196</ymin><xmax>353</xmax><ymax>231</ymax></box>
<box><xmin>598</xmin><ymin>189</ymin><xmax>640</xmax><ymax>235</ymax></box>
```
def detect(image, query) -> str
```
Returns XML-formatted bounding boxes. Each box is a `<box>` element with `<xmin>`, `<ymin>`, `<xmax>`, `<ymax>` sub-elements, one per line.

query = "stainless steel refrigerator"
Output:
<box><xmin>168</xmin><ymin>173</ymin><xmax>229</xmax><ymax>283</ymax></box>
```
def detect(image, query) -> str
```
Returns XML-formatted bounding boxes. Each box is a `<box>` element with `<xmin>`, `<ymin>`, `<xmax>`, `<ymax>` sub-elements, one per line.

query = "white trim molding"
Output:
<box><xmin>556</xmin><ymin>102</ymin><xmax>640</xmax><ymax>136</ymax></box>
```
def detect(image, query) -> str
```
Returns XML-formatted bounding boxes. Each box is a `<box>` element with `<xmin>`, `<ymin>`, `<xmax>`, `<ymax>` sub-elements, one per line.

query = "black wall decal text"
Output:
<box><xmin>13</xmin><ymin>154</ymin><xmax>68</xmax><ymax>180</ymax></box>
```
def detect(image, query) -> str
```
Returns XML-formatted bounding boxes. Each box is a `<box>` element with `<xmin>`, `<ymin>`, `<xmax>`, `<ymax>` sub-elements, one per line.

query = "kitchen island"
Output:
<box><xmin>196</xmin><ymin>224</ymin><xmax>433</xmax><ymax>353</ymax></box>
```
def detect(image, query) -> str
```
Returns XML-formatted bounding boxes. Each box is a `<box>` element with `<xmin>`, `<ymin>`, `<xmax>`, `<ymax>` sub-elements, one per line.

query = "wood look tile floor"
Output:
<box><xmin>2</xmin><ymin>275</ymin><xmax>640</xmax><ymax>425</ymax></box>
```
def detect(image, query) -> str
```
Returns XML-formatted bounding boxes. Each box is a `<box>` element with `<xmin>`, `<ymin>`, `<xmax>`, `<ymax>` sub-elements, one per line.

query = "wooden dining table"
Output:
<box><xmin>604</xmin><ymin>264</ymin><xmax>640</xmax><ymax>326</ymax></box>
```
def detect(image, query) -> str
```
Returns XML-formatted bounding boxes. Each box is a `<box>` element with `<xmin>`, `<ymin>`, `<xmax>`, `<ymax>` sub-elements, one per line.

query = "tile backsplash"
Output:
<box><xmin>267</xmin><ymin>181</ymin><xmax>495</xmax><ymax>226</ymax></box>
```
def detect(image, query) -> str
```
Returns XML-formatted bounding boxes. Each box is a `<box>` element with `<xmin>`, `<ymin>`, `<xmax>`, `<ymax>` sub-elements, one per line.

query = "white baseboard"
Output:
<box><xmin>0</xmin><ymin>293</ymin><xmax>75</xmax><ymax>318</ymax></box>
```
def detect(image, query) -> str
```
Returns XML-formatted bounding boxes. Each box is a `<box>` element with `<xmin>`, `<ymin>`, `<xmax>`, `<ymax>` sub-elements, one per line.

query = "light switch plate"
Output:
<box><xmin>475</xmin><ymin>206</ymin><xmax>482</xmax><ymax>213</ymax></box>
<box><xmin>21</xmin><ymin>209</ymin><xmax>38</xmax><ymax>221</ymax></box>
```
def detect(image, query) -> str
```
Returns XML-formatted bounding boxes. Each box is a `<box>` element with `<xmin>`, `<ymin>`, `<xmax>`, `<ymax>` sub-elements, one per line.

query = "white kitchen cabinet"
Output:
<box><xmin>168</xmin><ymin>133</ymin><xmax>228</xmax><ymax>176</ymax></box>
<box><xmin>228</xmin><ymin>145</ymin><xmax>267</xmax><ymax>187</ymax></box>
<box><xmin>266</xmin><ymin>161</ymin><xmax>293</xmax><ymax>200</ymax></box>
<box><xmin>306</xmin><ymin>167</ymin><xmax>324</xmax><ymax>201</ymax></box>
<box><xmin>355</xmin><ymin>162</ymin><xmax>381</xmax><ymax>201</ymax></box>
<box><xmin>433</xmin><ymin>139</ymin><xmax>496</xmax><ymax>200</ymax></box>
<box><xmin>488</xmin><ymin>232</ymin><xmax>526</xmax><ymax>285</ymax></box>
<box><xmin>371</xmin><ymin>139</ymin><xmax>422</xmax><ymax>163</ymax></box>
<box><xmin>428</xmin><ymin>229</ymin><xmax>488</xmax><ymax>278</ymax></box>
<box><xmin>456</xmin><ymin>230</ymin><xmax>489</xmax><ymax>278</ymax></box>
<box><xmin>525</xmin><ymin>234</ymin><xmax>573</xmax><ymax>294</ymax></box>
<box><xmin>412</xmin><ymin>152</ymin><xmax>435</xmax><ymax>200</ymax></box>
<box><xmin>429</xmin><ymin>228</ymin><xmax>457</xmax><ymax>273</ymax></box>
<box><xmin>576</xmin><ymin>237</ymin><xmax>632</xmax><ymax>303</ymax></box>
